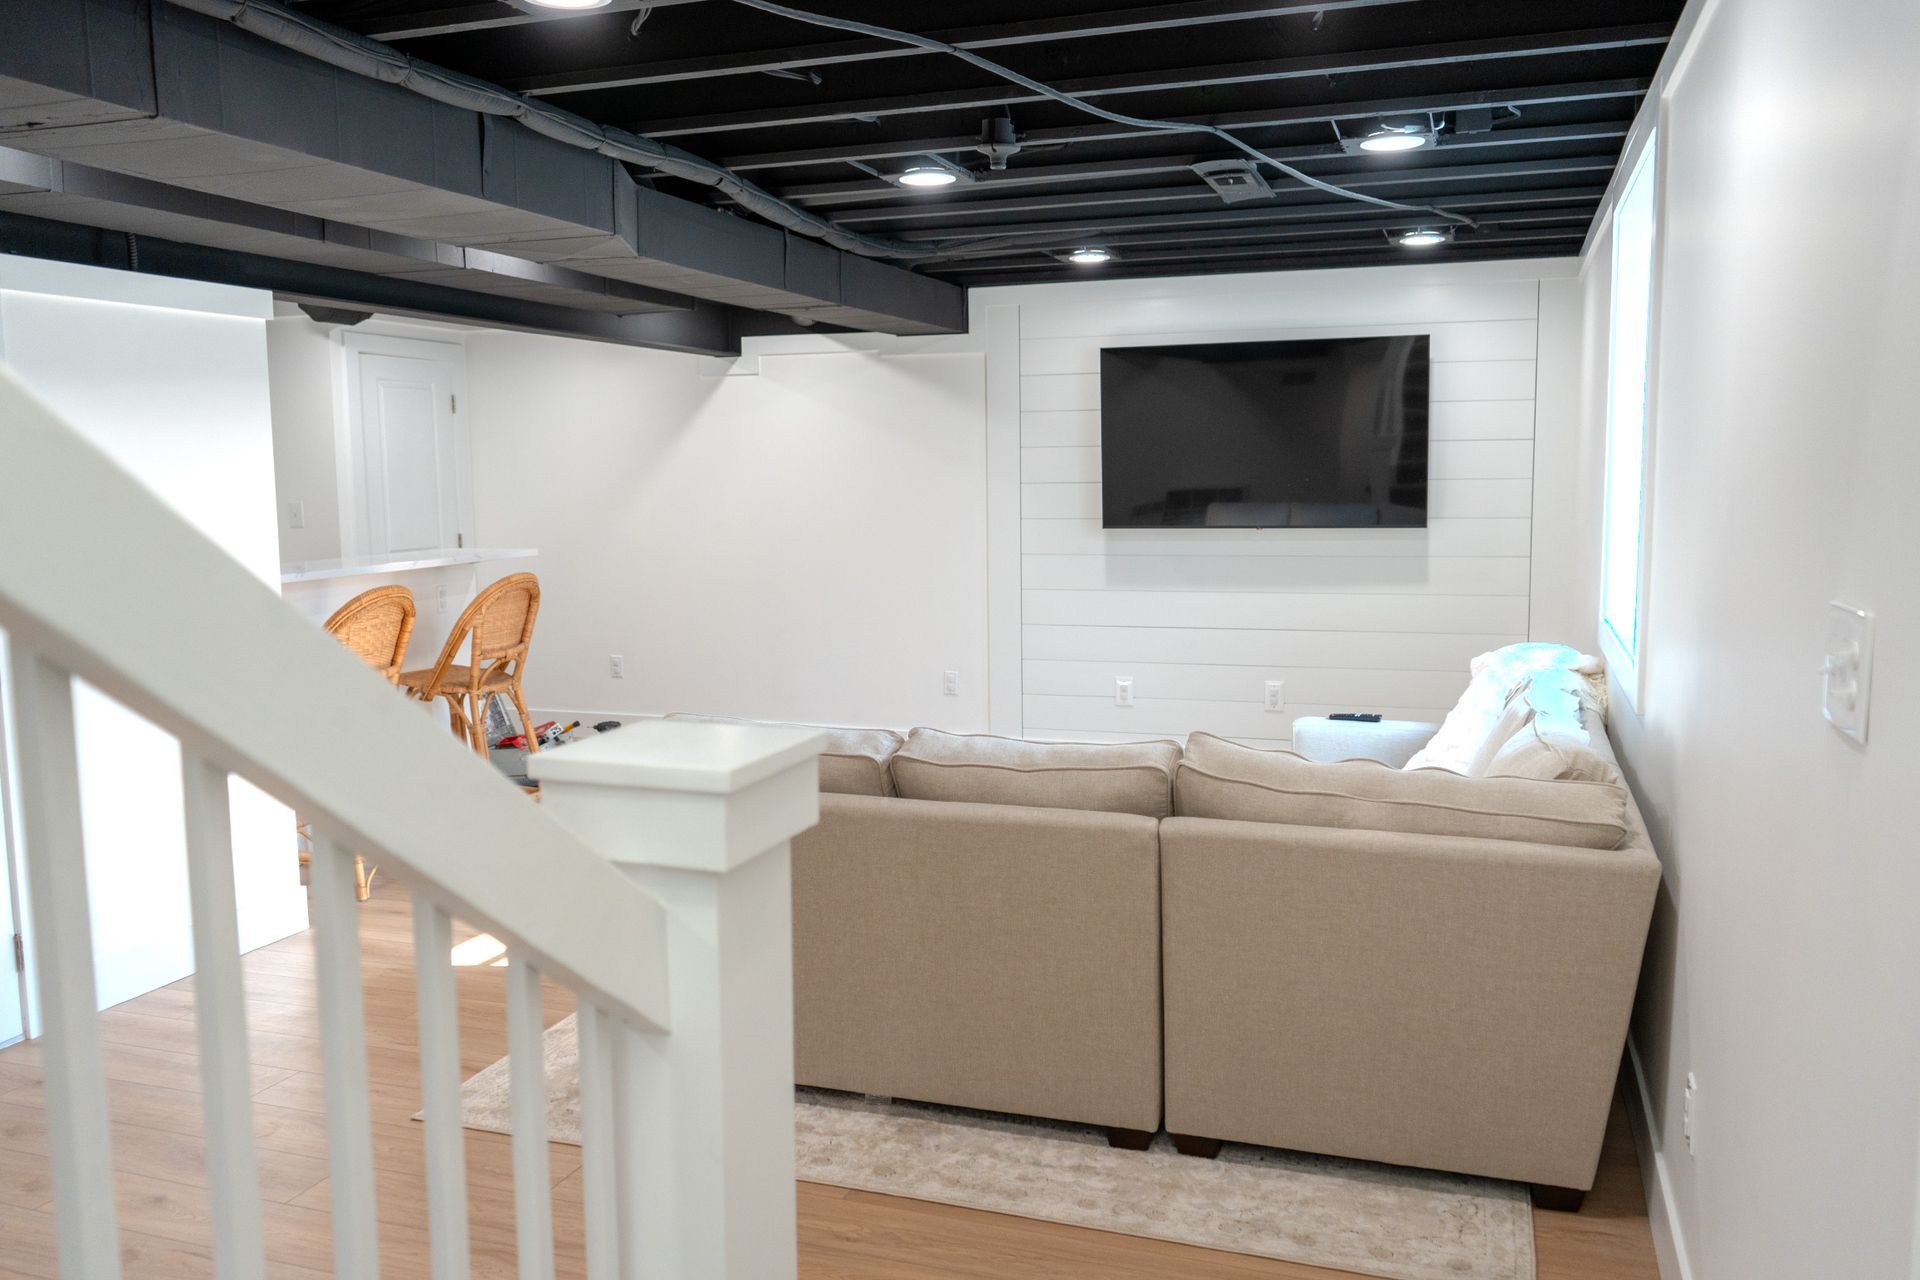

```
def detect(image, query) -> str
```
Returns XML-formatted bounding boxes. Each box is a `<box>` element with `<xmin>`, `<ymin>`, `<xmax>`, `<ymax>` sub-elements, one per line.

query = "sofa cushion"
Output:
<box><xmin>664</xmin><ymin>713</ymin><xmax>902</xmax><ymax>796</ymax></box>
<box><xmin>891</xmin><ymin>728</ymin><xmax>1181</xmax><ymax>818</ymax></box>
<box><xmin>1405</xmin><ymin>643</ymin><xmax>1607</xmax><ymax>775</ymax></box>
<box><xmin>1175</xmin><ymin>732</ymin><xmax>1629</xmax><ymax>849</ymax></box>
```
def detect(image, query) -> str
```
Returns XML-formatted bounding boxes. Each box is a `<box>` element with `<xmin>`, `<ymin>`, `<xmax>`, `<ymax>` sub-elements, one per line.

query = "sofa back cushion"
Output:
<box><xmin>892</xmin><ymin>728</ymin><xmax>1181</xmax><ymax>818</ymax></box>
<box><xmin>664</xmin><ymin>714</ymin><xmax>902</xmax><ymax>796</ymax></box>
<box><xmin>1175</xmin><ymin>732</ymin><xmax>1629</xmax><ymax>849</ymax></box>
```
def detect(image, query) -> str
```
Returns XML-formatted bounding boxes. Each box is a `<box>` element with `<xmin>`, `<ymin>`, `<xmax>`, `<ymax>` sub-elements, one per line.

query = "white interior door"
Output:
<box><xmin>353</xmin><ymin>345</ymin><xmax>469</xmax><ymax>557</ymax></box>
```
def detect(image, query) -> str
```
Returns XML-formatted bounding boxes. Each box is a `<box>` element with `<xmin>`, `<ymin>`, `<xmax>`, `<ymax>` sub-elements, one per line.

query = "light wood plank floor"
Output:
<box><xmin>0</xmin><ymin>879</ymin><xmax>1660</xmax><ymax>1279</ymax></box>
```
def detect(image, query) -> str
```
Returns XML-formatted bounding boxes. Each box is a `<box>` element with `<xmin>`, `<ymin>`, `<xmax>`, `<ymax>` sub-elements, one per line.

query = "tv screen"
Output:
<box><xmin>1099</xmin><ymin>335</ymin><xmax>1430</xmax><ymax>529</ymax></box>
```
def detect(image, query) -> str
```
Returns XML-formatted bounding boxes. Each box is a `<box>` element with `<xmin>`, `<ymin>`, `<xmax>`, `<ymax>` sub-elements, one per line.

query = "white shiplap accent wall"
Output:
<box><xmin>978</xmin><ymin>264</ymin><xmax>1563</xmax><ymax>748</ymax></box>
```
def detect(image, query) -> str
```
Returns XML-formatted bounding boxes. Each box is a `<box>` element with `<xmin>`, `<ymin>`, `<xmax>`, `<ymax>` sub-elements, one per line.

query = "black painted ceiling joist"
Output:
<box><xmin>885</xmin><ymin>186</ymin><xmax>1611</xmax><ymax>251</ymax></box>
<box><xmin>770</xmin><ymin>122</ymin><xmax>1631</xmax><ymax>206</ymax></box>
<box><xmin>716</xmin><ymin>79</ymin><xmax>1655</xmax><ymax>172</ymax></box>
<box><xmin>628</xmin><ymin>26</ymin><xmax>1673</xmax><ymax>138</ymax></box>
<box><xmin>509</xmin><ymin>0</ymin><xmax>1423</xmax><ymax>97</ymax></box>
<box><xmin>350</xmin><ymin>0</ymin><xmax>700</xmax><ymax>42</ymax></box>
<box><xmin>819</xmin><ymin>156</ymin><xmax>1622</xmax><ymax>227</ymax></box>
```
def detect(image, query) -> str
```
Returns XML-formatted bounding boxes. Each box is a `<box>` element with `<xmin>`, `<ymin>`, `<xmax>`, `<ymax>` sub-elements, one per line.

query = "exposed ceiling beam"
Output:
<box><xmin>819</xmin><ymin>155</ymin><xmax>1622</xmax><ymax>226</ymax></box>
<box><xmin>0</xmin><ymin>209</ymin><xmax>751</xmax><ymax>354</ymax></box>
<box><xmin>718</xmin><ymin>79</ymin><xmax>1653</xmax><ymax>171</ymax></box>
<box><xmin>0</xmin><ymin>147</ymin><xmax>706</xmax><ymax>315</ymax></box>
<box><xmin>631</xmin><ymin>25</ymin><xmax>1673</xmax><ymax>138</ymax></box>
<box><xmin>344</xmin><ymin>0</ymin><xmax>702</xmax><ymax>42</ymax></box>
<box><xmin>892</xmin><ymin>185</ymin><xmax>1610</xmax><ymax>252</ymax></box>
<box><xmin>924</xmin><ymin>205</ymin><xmax>1599</xmax><ymax>263</ymax></box>
<box><xmin>0</xmin><ymin>0</ymin><xmax>965</xmax><ymax>334</ymax></box>
<box><xmin>936</xmin><ymin>225</ymin><xmax>1586</xmax><ymax>274</ymax></box>
<box><xmin>772</xmin><ymin>123</ymin><xmax>1631</xmax><ymax>206</ymax></box>
<box><xmin>510</xmin><ymin>0</ymin><xmax>1423</xmax><ymax>97</ymax></box>
<box><xmin>930</xmin><ymin>238</ymin><xmax>1581</xmax><ymax>284</ymax></box>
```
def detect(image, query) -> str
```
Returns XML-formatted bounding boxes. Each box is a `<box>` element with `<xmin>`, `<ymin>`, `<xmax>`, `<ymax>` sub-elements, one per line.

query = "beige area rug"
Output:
<box><xmin>450</xmin><ymin>1015</ymin><xmax>1534</xmax><ymax>1280</ymax></box>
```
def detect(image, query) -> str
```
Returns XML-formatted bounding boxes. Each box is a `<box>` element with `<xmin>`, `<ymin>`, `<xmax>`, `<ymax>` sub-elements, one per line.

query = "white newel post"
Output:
<box><xmin>528</xmin><ymin>721</ymin><xmax>826</xmax><ymax>1280</ymax></box>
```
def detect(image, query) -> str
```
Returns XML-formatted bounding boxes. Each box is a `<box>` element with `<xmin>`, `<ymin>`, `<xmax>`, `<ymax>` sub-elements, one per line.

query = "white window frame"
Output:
<box><xmin>1598</xmin><ymin>129</ymin><xmax>1663</xmax><ymax>711</ymax></box>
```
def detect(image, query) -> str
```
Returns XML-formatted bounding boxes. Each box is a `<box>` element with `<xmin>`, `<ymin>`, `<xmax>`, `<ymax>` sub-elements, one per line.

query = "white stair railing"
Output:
<box><xmin>0</xmin><ymin>366</ymin><xmax>823</xmax><ymax>1280</ymax></box>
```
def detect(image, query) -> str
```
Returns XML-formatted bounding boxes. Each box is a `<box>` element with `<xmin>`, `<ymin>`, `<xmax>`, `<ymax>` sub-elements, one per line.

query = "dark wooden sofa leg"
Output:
<box><xmin>1529</xmin><ymin>1183</ymin><xmax>1587</xmax><ymax>1213</ymax></box>
<box><xmin>1104</xmin><ymin>1127</ymin><xmax>1154</xmax><ymax>1151</ymax></box>
<box><xmin>1170</xmin><ymin>1133</ymin><xmax>1223</xmax><ymax>1159</ymax></box>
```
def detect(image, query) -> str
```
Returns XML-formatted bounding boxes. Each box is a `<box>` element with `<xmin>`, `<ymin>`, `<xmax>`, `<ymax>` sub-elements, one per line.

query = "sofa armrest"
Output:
<box><xmin>1160</xmin><ymin>815</ymin><xmax>1659</xmax><ymax>1189</ymax></box>
<box><xmin>1290</xmin><ymin>715</ymin><xmax>1440</xmax><ymax>767</ymax></box>
<box><xmin>792</xmin><ymin>793</ymin><xmax>1162</xmax><ymax>1132</ymax></box>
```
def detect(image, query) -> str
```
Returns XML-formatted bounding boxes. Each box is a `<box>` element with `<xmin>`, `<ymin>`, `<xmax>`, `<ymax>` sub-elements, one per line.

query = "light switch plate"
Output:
<box><xmin>1823</xmin><ymin>602</ymin><xmax>1873</xmax><ymax>744</ymax></box>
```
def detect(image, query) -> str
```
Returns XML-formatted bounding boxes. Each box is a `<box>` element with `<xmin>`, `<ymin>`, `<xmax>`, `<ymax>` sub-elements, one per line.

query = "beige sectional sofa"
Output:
<box><xmin>670</xmin><ymin>653</ymin><xmax>1660</xmax><ymax>1206</ymax></box>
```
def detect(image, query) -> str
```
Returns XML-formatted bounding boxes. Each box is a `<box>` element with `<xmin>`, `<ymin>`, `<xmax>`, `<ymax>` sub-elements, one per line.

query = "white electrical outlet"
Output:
<box><xmin>942</xmin><ymin>670</ymin><xmax>960</xmax><ymax>697</ymax></box>
<box><xmin>609</xmin><ymin>654</ymin><xmax>625</xmax><ymax>679</ymax></box>
<box><xmin>435</xmin><ymin>584</ymin><xmax>449</xmax><ymax>614</ymax></box>
<box><xmin>1115</xmin><ymin>676</ymin><xmax>1135</xmax><ymax>707</ymax></box>
<box><xmin>287</xmin><ymin>500</ymin><xmax>305</xmax><ymax>530</ymax></box>
<box><xmin>1264</xmin><ymin>680</ymin><xmax>1285</xmax><ymax>711</ymax></box>
<box><xmin>1683</xmin><ymin>1071</ymin><xmax>1698</xmax><ymax>1154</ymax></box>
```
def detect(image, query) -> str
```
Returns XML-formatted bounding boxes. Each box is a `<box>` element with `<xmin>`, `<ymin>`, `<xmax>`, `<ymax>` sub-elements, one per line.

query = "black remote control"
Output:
<box><xmin>1328</xmin><ymin>712</ymin><xmax>1383</xmax><ymax>722</ymax></box>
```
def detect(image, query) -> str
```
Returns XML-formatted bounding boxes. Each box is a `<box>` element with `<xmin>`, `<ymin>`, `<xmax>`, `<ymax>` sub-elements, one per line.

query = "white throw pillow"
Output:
<box><xmin>1406</xmin><ymin>643</ymin><xmax>1606</xmax><ymax>775</ymax></box>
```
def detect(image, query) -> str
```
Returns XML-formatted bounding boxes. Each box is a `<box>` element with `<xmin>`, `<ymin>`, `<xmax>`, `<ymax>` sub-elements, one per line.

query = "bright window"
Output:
<box><xmin>1600</xmin><ymin>135</ymin><xmax>1658</xmax><ymax>699</ymax></box>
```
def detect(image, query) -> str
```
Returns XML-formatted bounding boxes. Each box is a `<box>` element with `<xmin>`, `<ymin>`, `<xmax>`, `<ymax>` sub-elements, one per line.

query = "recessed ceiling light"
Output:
<box><xmin>1066</xmin><ymin>247</ymin><xmax>1114</xmax><ymax>265</ymax></box>
<box><xmin>522</xmin><ymin>0</ymin><xmax>612</xmax><ymax>9</ymax></box>
<box><xmin>1398</xmin><ymin>228</ymin><xmax>1450</xmax><ymax>247</ymax></box>
<box><xmin>1360</xmin><ymin>129</ymin><xmax>1429</xmax><ymax>153</ymax></box>
<box><xmin>898</xmin><ymin>166</ymin><xmax>960</xmax><ymax>188</ymax></box>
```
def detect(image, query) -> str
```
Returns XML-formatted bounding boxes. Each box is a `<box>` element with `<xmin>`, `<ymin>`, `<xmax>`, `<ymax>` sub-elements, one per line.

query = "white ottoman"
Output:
<box><xmin>1291</xmin><ymin>716</ymin><xmax>1440</xmax><ymax>768</ymax></box>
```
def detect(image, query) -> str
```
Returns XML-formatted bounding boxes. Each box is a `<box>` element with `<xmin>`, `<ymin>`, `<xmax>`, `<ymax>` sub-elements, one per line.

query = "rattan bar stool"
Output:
<box><xmin>399</xmin><ymin>571</ymin><xmax>541</xmax><ymax>756</ymax></box>
<box><xmin>302</xmin><ymin>584</ymin><xmax>417</xmax><ymax>900</ymax></box>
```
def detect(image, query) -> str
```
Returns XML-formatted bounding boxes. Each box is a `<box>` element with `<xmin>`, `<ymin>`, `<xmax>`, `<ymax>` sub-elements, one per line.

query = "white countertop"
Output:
<box><xmin>280</xmin><ymin>547</ymin><xmax>537</xmax><ymax>584</ymax></box>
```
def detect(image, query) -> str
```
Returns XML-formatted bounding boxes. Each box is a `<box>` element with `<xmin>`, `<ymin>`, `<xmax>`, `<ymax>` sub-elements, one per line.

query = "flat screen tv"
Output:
<box><xmin>1099</xmin><ymin>335</ymin><xmax>1430</xmax><ymax>529</ymax></box>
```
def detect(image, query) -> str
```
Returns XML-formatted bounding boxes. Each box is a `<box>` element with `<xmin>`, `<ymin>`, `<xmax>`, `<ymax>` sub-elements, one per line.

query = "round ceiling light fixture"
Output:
<box><xmin>1066</xmin><ymin>246</ymin><xmax>1114</xmax><ymax>265</ymax></box>
<box><xmin>1359</xmin><ymin>127</ymin><xmax>1430</xmax><ymax>153</ymax></box>
<box><xmin>522</xmin><ymin>0</ymin><xmax>613</xmax><ymax>9</ymax></box>
<box><xmin>1398</xmin><ymin>227</ymin><xmax>1450</xmax><ymax>247</ymax></box>
<box><xmin>898</xmin><ymin>165</ymin><xmax>961</xmax><ymax>188</ymax></box>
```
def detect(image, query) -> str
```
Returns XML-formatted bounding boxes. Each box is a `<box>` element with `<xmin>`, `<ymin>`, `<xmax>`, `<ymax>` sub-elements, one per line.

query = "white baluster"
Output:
<box><xmin>413</xmin><ymin>899</ymin><xmax>471</xmax><ymax>1280</ymax></box>
<box><xmin>504</xmin><ymin>953</ymin><xmax>555</xmax><ymax>1280</ymax></box>
<box><xmin>180</xmin><ymin>752</ymin><xmax>267</xmax><ymax>1280</ymax></box>
<box><xmin>6</xmin><ymin>646</ymin><xmax>123</xmax><ymax>1278</ymax></box>
<box><xmin>310</xmin><ymin>835</ymin><xmax>382</xmax><ymax>1277</ymax></box>
<box><xmin>530</xmin><ymin>721</ymin><xmax>826</xmax><ymax>1280</ymax></box>
<box><xmin>575</xmin><ymin>1002</ymin><xmax>621</xmax><ymax>1280</ymax></box>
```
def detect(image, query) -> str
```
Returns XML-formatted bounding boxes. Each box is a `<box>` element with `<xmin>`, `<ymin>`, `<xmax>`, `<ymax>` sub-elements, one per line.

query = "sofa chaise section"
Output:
<box><xmin>1160</xmin><ymin>727</ymin><xmax>1660</xmax><ymax>1203</ymax></box>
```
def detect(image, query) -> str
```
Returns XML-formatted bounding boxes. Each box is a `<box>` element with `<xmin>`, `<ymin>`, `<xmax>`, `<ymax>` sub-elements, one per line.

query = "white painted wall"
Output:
<box><xmin>445</xmin><ymin>259</ymin><xmax>1588</xmax><ymax>743</ymax></box>
<box><xmin>974</xmin><ymin>258</ymin><xmax>1584</xmax><ymax>747</ymax></box>
<box><xmin>1576</xmin><ymin>1</ymin><xmax>1920</xmax><ymax>1276</ymax></box>
<box><xmin>0</xmin><ymin>257</ymin><xmax>308</xmax><ymax>1018</ymax></box>
<box><xmin>266</xmin><ymin>311</ymin><xmax>344</xmax><ymax>564</ymax></box>
<box><xmin>464</xmin><ymin>334</ymin><xmax>990</xmax><ymax>731</ymax></box>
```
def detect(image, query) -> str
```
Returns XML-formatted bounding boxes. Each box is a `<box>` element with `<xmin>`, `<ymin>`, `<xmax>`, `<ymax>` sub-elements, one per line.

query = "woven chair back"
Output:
<box><xmin>322</xmin><ymin>585</ymin><xmax>416</xmax><ymax>684</ymax></box>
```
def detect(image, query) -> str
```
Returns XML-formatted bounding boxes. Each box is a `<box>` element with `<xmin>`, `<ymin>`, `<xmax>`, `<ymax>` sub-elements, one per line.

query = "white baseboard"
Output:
<box><xmin>1626</xmin><ymin>1038</ymin><xmax>1697</xmax><ymax>1280</ymax></box>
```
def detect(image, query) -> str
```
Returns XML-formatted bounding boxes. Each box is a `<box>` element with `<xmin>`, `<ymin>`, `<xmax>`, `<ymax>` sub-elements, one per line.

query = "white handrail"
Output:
<box><xmin>1</xmin><ymin>362</ymin><xmax>821</xmax><ymax>1279</ymax></box>
<box><xmin>0</xmin><ymin>367</ymin><xmax>669</xmax><ymax>1030</ymax></box>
